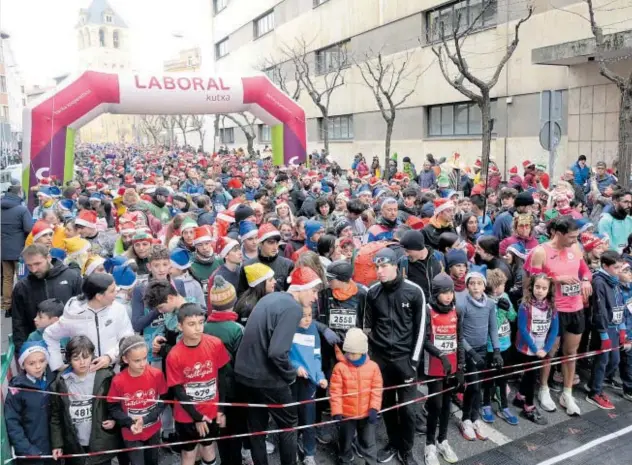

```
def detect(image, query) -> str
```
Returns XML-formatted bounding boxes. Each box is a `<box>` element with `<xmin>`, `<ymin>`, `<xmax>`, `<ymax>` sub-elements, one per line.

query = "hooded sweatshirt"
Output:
<box><xmin>455</xmin><ymin>292</ymin><xmax>499</xmax><ymax>352</ymax></box>
<box><xmin>598</xmin><ymin>209</ymin><xmax>632</xmax><ymax>252</ymax></box>
<box><xmin>592</xmin><ymin>268</ymin><xmax>627</xmax><ymax>337</ymax></box>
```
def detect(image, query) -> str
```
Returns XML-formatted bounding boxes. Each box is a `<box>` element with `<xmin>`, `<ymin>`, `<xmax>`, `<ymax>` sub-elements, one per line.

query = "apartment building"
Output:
<box><xmin>210</xmin><ymin>0</ymin><xmax>632</xmax><ymax>176</ymax></box>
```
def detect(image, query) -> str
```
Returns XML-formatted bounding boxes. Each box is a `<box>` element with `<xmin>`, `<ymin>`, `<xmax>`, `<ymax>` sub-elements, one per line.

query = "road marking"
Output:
<box><xmin>536</xmin><ymin>424</ymin><xmax>632</xmax><ymax>465</ymax></box>
<box><xmin>452</xmin><ymin>410</ymin><xmax>512</xmax><ymax>446</ymax></box>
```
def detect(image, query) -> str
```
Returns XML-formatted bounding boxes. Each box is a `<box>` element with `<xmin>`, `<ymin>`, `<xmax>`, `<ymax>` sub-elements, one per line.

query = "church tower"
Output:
<box><xmin>76</xmin><ymin>0</ymin><xmax>136</xmax><ymax>143</ymax></box>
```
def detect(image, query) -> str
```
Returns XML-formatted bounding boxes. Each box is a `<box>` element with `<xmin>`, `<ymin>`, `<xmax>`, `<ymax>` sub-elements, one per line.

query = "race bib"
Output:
<box><xmin>69</xmin><ymin>399</ymin><xmax>93</xmax><ymax>425</ymax></box>
<box><xmin>185</xmin><ymin>380</ymin><xmax>216</xmax><ymax>402</ymax></box>
<box><xmin>613</xmin><ymin>307</ymin><xmax>624</xmax><ymax>325</ymax></box>
<box><xmin>329</xmin><ymin>308</ymin><xmax>356</xmax><ymax>330</ymax></box>
<box><xmin>561</xmin><ymin>283</ymin><xmax>580</xmax><ymax>297</ymax></box>
<box><xmin>434</xmin><ymin>334</ymin><xmax>457</xmax><ymax>353</ymax></box>
<box><xmin>499</xmin><ymin>321</ymin><xmax>511</xmax><ymax>337</ymax></box>
<box><xmin>532</xmin><ymin>319</ymin><xmax>550</xmax><ymax>335</ymax></box>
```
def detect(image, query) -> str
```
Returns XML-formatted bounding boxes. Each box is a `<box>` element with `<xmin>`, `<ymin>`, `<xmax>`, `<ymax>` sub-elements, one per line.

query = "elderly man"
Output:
<box><xmin>367</xmin><ymin>198</ymin><xmax>402</xmax><ymax>242</ymax></box>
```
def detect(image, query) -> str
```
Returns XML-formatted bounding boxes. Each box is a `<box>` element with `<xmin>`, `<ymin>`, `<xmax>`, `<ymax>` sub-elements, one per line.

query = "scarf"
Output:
<box><xmin>195</xmin><ymin>251</ymin><xmax>216</xmax><ymax>265</ymax></box>
<box><xmin>429</xmin><ymin>298</ymin><xmax>453</xmax><ymax>314</ymax></box>
<box><xmin>451</xmin><ymin>274</ymin><xmax>466</xmax><ymax>292</ymax></box>
<box><xmin>332</xmin><ymin>281</ymin><xmax>358</xmax><ymax>301</ymax></box>
<box><xmin>466</xmin><ymin>292</ymin><xmax>488</xmax><ymax>308</ymax></box>
<box><xmin>208</xmin><ymin>311</ymin><xmax>239</xmax><ymax>322</ymax></box>
<box><xmin>429</xmin><ymin>215</ymin><xmax>452</xmax><ymax>229</ymax></box>
<box><xmin>532</xmin><ymin>298</ymin><xmax>550</xmax><ymax>312</ymax></box>
<box><xmin>347</xmin><ymin>354</ymin><xmax>367</xmax><ymax>367</ymax></box>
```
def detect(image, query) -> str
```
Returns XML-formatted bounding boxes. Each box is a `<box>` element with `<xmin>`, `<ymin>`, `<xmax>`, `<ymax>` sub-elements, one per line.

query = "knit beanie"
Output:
<box><xmin>235</xmin><ymin>204</ymin><xmax>255</xmax><ymax>224</ymax></box>
<box><xmin>400</xmin><ymin>230</ymin><xmax>425</xmax><ymax>251</ymax></box>
<box><xmin>343</xmin><ymin>328</ymin><xmax>368</xmax><ymax>354</ymax></box>
<box><xmin>244</xmin><ymin>263</ymin><xmax>274</xmax><ymax>287</ymax></box>
<box><xmin>18</xmin><ymin>340</ymin><xmax>50</xmax><ymax>369</ymax></box>
<box><xmin>334</xmin><ymin>219</ymin><xmax>352</xmax><ymax>237</ymax></box>
<box><xmin>515</xmin><ymin>191</ymin><xmax>534</xmax><ymax>208</ymax></box>
<box><xmin>210</xmin><ymin>275</ymin><xmax>237</xmax><ymax>310</ymax></box>
<box><xmin>432</xmin><ymin>273</ymin><xmax>454</xmax><ymax>297</ymax></box>
<box><xmin>446</xmin><ymin>249</ymin><xmax>468</xmax><ymax>270</ymax></box>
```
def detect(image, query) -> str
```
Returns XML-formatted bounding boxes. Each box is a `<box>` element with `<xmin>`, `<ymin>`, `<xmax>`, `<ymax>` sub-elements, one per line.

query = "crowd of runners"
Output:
<box><xmin>2</xmin><ymin>144</ymin><xmax>632</xmax><ymax>465</ymax></box>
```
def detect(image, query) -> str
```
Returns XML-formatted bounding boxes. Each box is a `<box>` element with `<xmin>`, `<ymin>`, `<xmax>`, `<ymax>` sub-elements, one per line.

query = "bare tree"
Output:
<box><xmin>260</xmin><ymin>57</ymin><xmax>302</xmax><ymax>101</ymax></box>
<box><xmin>159</xmin><ymin>116</ymin><xmax>177</xmax><ymax>147</ymax></box>
<box><xmin>281</xmin><ymin>36</ymin><xmax>347</xmax><ymax>155</ymax></box>
<box><xmin>174</xmin><ymin>115</ymin><xmax>192</xmax><ymax>146</ymax></box>
<box><xmin>189</xmin><ymin>115</ymin><xmax>207</xmax><ymax>151</ymax></box>
<box><xmin>213</xmin><ymin>114</ymin><xmax>221</xmax><ymax>154</ymax></box>
<box><xmin>139</xmin><ymin>115</ymin><xmax>162</xmax><ymax>145</ymax></box>
<box><xmin>431</xmin><ymin>1</ymin><xmax>533</xmax><ymax>172</ymax></box>
<box><xmin>224</xmin><ymin>112</ymin><xmax>258</xmax><ymax>157</ymax></box>
<box><xmin>585</xmin><ymin>0</ymin><xmax>632</xmax><ymax>186</ymax></box>
<box><xmin>355</xmin><ymin>49</ymin><xmax>428</xmax><ymax>179</ymax></box>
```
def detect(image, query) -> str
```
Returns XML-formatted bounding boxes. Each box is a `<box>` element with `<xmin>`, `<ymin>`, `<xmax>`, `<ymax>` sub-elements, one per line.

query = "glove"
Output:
<box><xmin>368</xmin><ymin>408</ymin><xmax>378</xmax><ymax>424</ymax></box>
<box><xmin>440</xmin><ymin>355</ymin><xmax>452</xmax><ymax>376</ymax></box>
<box><xmin>492</xmin><ymin>349</ymin><xmax>504</xmax><ymax>369</ymax></box>
<box><xmin>497</xmin><ymin>298</ymin><xmax>511</xmax><ymax>311</ymax></box>
<box><xmin>600</xmin><ymin>332</ymin><xmax>612</xmax><ymax>351</ymax></box>
<box><xmin>333</xmin><ymin>415</ymin><xmax>343</xmax><ymax>422</ymax></box>
<box><xmin>454</xmin><ymin>371</ymin><xmax>466</xmax><ymax>393</ymax></box>
<box><xmin>323</xmin><ymin>328</ymin><xmax>341</xmax><ymax>346</ymax></box>
<box><xmin>620</xmin><ymin>330</ymin><xmax>627</xmax><ymax>346</ymax></box>
<box><xmin>468</xmin><ymin>349</ymin><xmax>485</xmax><ymax>370</ymax></box>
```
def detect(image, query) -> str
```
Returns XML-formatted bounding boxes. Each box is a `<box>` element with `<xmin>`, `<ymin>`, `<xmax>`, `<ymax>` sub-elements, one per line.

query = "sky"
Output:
<box><xmin>0</xmin><ymin>0</ymin><xmax>213</xmax><ymax>86</ymax></box>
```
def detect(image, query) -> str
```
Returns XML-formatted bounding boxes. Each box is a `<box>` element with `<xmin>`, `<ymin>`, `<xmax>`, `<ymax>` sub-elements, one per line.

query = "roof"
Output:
<box><xmin>79</xmin><ymin>0</ymin><xmax>127</xmax><ymax>28</ymax></box>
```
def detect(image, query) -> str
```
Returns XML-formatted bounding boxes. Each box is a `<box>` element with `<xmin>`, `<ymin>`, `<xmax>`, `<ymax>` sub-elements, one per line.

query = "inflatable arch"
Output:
<box><xmin>22</xmin><ymin>70</ymin><xmax>307</xmax><ymax>193</ymax></box>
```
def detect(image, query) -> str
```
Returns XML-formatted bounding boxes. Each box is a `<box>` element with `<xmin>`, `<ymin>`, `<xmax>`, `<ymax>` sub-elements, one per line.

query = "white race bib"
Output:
<box><xmin>434</xmin><ymin>334</ymin><xmax>457</xmax><ymax>353</ymax></box>
<box><xmin>613</xmin><ymin>307</ymin><xmax>624</xmax><ymax>325</ymax></box>
<box><xmin>69</xmin><ymin>399</ymin><xmax>92</xmax><ymax>425</ymax></box>
<box><xmin>561</xmin><ymin>283</ymin><xmax>580</xmax><ymax>297</ymax></box>
<box><xmin>532</xmin><ymin>318</ymin><xmax>550</xmax><ymax>335</ymax></box>
<box><xmin>185</xmin><ymin>380</ymin><xmax>216</xmax><ymax>402</ymax></box>
<box><xmin>499</xmin><ymin>321</ymin><xmax>511</xmax><ymax>337</ymax></box>
<box><xmin>329</xmin><ymin>308</ymin><xmax>356</xmax><ymax>330</ymax></box>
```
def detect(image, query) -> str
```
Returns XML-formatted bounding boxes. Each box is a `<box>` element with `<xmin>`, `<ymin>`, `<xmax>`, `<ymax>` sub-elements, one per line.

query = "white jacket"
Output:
<box><xmin>44</xmin><ymin>296</ymin><xmax>134</xmax><ymax>370</ymax></box>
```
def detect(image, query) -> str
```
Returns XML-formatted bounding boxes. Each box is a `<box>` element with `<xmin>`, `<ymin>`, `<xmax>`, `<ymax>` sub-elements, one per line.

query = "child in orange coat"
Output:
<box><xmin>330</xmin><ymin>328</ymin><xmax>383</xmax><ymax>465</ymax></box>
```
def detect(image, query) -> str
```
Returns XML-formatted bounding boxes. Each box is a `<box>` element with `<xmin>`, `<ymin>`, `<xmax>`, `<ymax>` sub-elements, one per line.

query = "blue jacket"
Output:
<box><xmin>592</xmin><ymin>269</ymin><xmax>626</xmax><ymax>336</ymax></box>
<box><xmin>595</xmin><ymin>173</ymin><xmax>616</xmax><ymax>194</ymax></box>
<box><xmin>180</xmin><ymin>179</ymin><xmax>205</xmax><ymax>195</ymax></box>
<box><xmin>571</xmin><ymin>161</ymin><xmax>590</xmax><ymax>188</ymax></box>
<box><xmin>417</xmin><ymin>170</ymin><xmax>436</xmax><ymax>189</ymax></box>
<box><xmin>5</xmin><ymin>368</ymin><xmax>54</xmax><ymax>457</ymax></box>
<box><xmin>289</xmin><ymin>322</ymin><xmax>325</xmax><ymax>386</ymax></box>
<box><xmin>622</xmin><ymin>283</ymin><xmax>632</xmax><ymax>340</ymax></box>
<box><xmin>1</xmin><ymin>192</ymin><xmax>33</xmax><ymax>261</ymax></box>
<box><xmin>492</xmin><ymin>209</ymin><xmax>515</xmax><ymax>241</ymax></box>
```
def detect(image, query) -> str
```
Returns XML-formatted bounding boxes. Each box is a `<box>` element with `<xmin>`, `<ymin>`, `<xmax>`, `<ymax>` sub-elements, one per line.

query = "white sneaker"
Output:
<box><xmin>460</xmin><ymin>419</ymin><xmax>476</xmax><ymax>441</ymax></box>
<box><xmin>242</xmin><ymin>448</ymin><xmax>254</xmax><ymax>465</ymax></box>
<box><xmin>559</xmin><ymin>392</ymin><xmax>581</xmax><ymax>416</ymax></box>
<box><xmin>424</xmin><ymin>444</ymin><xmax>440</xmax><ymax>465</ymax></box>
<box><xmin>538</xmin><ymin>387</ymin><xmax>557</xmax><ymax>412</ymax></box>
<box><xmin>266</xmin><ymin>440</ymin><xmax>275</xmax><ymax>454</ymax></box>
<box><xmin>436</xmin><ymin>440</ymin><xmax>458</xmax><ymax>463</ymax></box>
<box><xmin>303</xmin><ymin>456</ymin><xmax>316</xmax><ymax>465</ymax></box>
<box><xmin>473</xmin><ymin>420</ymin><xmax>489</xmax><ymax>441</ymax></box>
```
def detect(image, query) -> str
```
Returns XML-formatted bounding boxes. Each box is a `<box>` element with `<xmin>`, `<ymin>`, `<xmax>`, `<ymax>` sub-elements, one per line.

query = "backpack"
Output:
<box><xmin>351</xmin><ymin>241</ymin><xmax>408</xmax><ymax>286</ymax></box>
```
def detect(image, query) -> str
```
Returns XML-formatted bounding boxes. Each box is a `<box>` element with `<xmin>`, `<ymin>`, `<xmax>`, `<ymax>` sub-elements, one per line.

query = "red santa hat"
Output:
<box><xmin>509</xmin><ymin>166</ymin><xmax>518</xmax><ymax>175</ymax></box>
<box><xmin>474</xmin><ymin>159</ymin><xmax>482</xmax><ymax>168</ymax></box>
<box><xmin>433</xmin><ymin>198</ymin><xmax>455</xmax><ymax>215</ymax></box>
<box><xmin>522</xmin><ymin>160</ymin><xmax>534</xmax><ymax>169</ymax></box>
<box><xmin>227</xmin><ymin>178</ymin><xmax>243</xmax><ymax>189</ymax></box>
<box><xmin>216</xmin><ymin>210</ymin><xmax>235</xmax><ymax>224</ymax></box>
<box><xmin>75</xmin><ymin>210</ymin><xmax>98</xmax><ymax>229</ymax></box>
<box><xmin>287</xmin><ymin>267</ymin><xmax>322</xmax><ymax>292</ymax></box>
<box><xmin>193</xmin><ymin>226</ymin><xmax>213</xmax><ymax>246</ymax></box>
<box><xmin>215</xmin><ymin>236</ymin><xmax>239</xmax><ymax>259</ymax></box>
<box><xmin>32</xmin><ymin>220</ymin><xmax>54</xmax><ymax>242</ymax></box>
<box><xmin>257</xmin><ymin>223</ymin><xmax>282</xmax><ymax>243</ymax></box>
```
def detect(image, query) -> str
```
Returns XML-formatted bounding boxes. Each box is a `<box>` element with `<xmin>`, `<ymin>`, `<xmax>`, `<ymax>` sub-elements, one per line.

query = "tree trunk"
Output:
<box><xmin>246</xmin><ymin>134</ymin><xmax>256</xmax><ymax>157</ymax></box>
<box><xmin>213</xmin><ymin>115</ymin><xmax>220</xmax><ymax>154</ymax></box>
<box><xmin>384</xmin><ymin>118</ymin><xmax>394</xmax><ymax>180</ymax></box>
<box><xmin>182</xmin><ymin>131</ymin><xmax>188</xmax><ymax>146</ymax></box>
<box><xmin>618</xmin><ymin>85</ymin><xmax>632</xmax><ymax>188</ymax></box>
<box><xmin>479</xmin><ymin>94</ymin><xmax>492</xmax><ymax>175</ymax></box>
<box><xmin>198</xmin><ymin>129</ymin><xmax>205</xmax><ymax>152</ymax></box>
<box><xmin>322</xmin><ymin>113</ymin><xmax>329</xmax><ymax>159</ymax></box>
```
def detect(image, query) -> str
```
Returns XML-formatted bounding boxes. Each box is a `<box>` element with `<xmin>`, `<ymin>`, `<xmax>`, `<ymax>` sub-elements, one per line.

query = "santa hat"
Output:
<box><xmin>244</xmin><ymin>263</ymin><xmax>275</xmax><ymax>287</ymax></box>
<box><xmin>37</xmin><ymin>187</ymin><xmax>52</xmax><ymax>199</ymax></box>
<box><xmin>132</xmin><ymin>230</ymin><xmax>153</xmax><ymax>243</ymax></box>
<box><xmin>433</xmin><ymin>198</ymin><xmax>455</xmax><ymax>215</ymax></box>
<box><xmin>227</xmin><ymin>178</ymin><xmax>243</xmax><ymax>189</ymax></box>
<box><xmin>180</xmin><ymin>217</ymin><xmax>198</xmax><ymax>232</ymax></box>
<box><xmin>31</xmin><ymin>220</ymin><xmax>53</xmax><ymax>242</ymax></box>
<box><xmin>215</xmin><ymin>236</ymin><xmax>239</xmax><ymax>259</ymax></box>
<box><xmin>64</xmin><ymin>236</ymin><xmax>91</xmax><ymax>257</ymax></box>
<box><xmin>39</xmin><ymin>177</ymin><xmax>51</xmax><ymax>186</ymax></box>
<box><xmin>83</xmin><ymin>255</ymin><xmax>105</xmax><ymax>276</ymax></box>
<box><xmin>474</xmin><ymin>159</ymin><xmax>482</xmax><ymax>168</ymax></box>
<box><xmin>117</xmin><ymin>214</ymin><xmax>137</xmax><ymax>235</ymax></box>
<box><xmin>170</xmin><ymin>248</ymin><xmax>192</xmax><ymax>270</ymax></box>
<box><xmin>18</xmin><ymin>341</ymin><xmax>49</xmax><ymax>369</ymax></box>
<box><xmin>522</xmin><ymin>160</ymin><xmax>534</xmax><ymax>169</ymax></box>
<box><xmin>580</xmin><ymin>232</ymin><xmax>604</xmax><ymax>253</ymax></box>
<box><xmin>216</xmin><ymin>210</ymin><xmax>235</xmax><ymax>223</ymax></box>
<box><xmin>75</xmin><ymin>210</ymin><xmax>98</xmax><ymax>229</ymax></box>
<box><xmin>104</xmin><ymin>255</ymin><xmax>129</xmax><ymax>274</ymax></box>
<box><xmin>287</xmin><ymin>267</ymin><xmax>322</xmax><ymax>292</ymax></box>
<box><xmin>85</xmin><ymin>182</ymin><xmax>97</xmax><ymax>191</ymax></box>
<box><xmin>258</xmin><ymin>223</ymin><xmax>282</xmax><ymax>243</ymax></box>
<box><xmin>239</xmin><ymin>221</ymin><xmax>258</xmax><ymax>240</ymax></box>
<box><xmin>193</xmin><ymin>226</ymin><xmax>213</xmax><ymax>245</ymax></box>
<box><xmin>509</xmin><ymin>166</ymin><xmax>518</xmax><ymax>175</ymax></box>
<box><xmin>112</xmin><ymin>264</ymin><xmax>137</xmax><ymax>290</ymax></box>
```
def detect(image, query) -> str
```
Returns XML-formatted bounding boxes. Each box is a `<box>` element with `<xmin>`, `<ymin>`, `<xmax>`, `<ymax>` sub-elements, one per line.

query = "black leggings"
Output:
<box><xmin>426</xmin><ymin>377</ymin><xmax>451</xmax><ymax>445</ymax></box>
<box><xmin>483</xmin><ymin>350</ymin><xmax>512</xmax><ymax>409</ymax></box>
<box><xmin>517</xmin><ymin>352</ymin><xmax>541</xmax><ymax>406</ymax></box>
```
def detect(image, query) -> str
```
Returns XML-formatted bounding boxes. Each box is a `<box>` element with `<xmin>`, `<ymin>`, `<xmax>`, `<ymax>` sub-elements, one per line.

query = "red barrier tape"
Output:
<box><xmin>6</xmin><ymin>345</ymin><xmax>620</xmax><ymax>463</ymax></box>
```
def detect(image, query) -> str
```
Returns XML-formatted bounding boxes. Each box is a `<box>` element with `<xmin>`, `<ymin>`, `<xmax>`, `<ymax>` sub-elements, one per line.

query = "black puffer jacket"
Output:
<box><xmin>1</xmin><ymin>192</ymin><xmax>32</xmax><ymax>260</ymax></box>
<box><xmin>366</xmin><ymin>273</ymin><xmax>427</xmax><ymax>366</ymax></box>
<box><xmin>238</xmin><ymin>251</ymin><xmax>294</xmax><ymax>294</ymax></box>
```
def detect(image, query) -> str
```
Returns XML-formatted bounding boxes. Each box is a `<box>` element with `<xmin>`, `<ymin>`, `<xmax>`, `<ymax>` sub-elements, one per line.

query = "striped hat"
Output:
<box><xmin>32</xmin><ymin>220</ymin><xmax>53</xmax><ymax>242</ymax></box>
<box><xmin>244</xmin><ymin>263</ymin><xmax>274</xmax><ymax>287</ymax></box>
<box><xmin>210</xmin><ymin>275</ymin><xmax>237</xmax><ymax>311</ymax></box>
<box><xmin>132</xmin><ymin>230</ymin><xmax>153</xmax><ymax>244</ymax></box>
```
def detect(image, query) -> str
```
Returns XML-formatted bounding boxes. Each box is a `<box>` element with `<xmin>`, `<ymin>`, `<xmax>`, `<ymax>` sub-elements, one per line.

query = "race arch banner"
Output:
<box><xmin>22</xmin><ymin>71</ymin><xmax>307</xmax><ymax>195</ymax></box>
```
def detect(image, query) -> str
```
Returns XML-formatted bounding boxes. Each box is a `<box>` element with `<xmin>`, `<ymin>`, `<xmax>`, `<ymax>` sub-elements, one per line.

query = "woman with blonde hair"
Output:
<box><xmin>275</xmin><ymin>201</ymin><xmax>295</xmax><ymax>226</ymax></box>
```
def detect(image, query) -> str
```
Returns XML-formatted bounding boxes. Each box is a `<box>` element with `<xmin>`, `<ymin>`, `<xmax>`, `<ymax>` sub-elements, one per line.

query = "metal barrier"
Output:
<box><xmin>1</xmin><ymin>335</ymin><xmax>16</xmax><ymax>465</ymax></box>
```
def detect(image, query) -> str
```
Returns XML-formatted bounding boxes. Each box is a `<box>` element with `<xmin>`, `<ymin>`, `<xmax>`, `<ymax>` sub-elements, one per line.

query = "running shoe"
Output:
<box><xmin>303</xmin><ymin>456</ymin><xmax>316</xmax><ymax>465</ymax></box>
<box><xmin>436</xmin><ymin>440</ymin><xmax>458</xmax><ymax>464</ymax></box>
<box><xmin>498</xmin><ymin>407</ymin><xmax>519</xmax><ymax>425</ymax></box>
<box><xmin>459</xmin><ymin>420</ymin><xmax>476</xmax><ymax>441</ymax></box>
<box><xmin>242</xmin><ymin>449</ymin><xmax>254</xmax><ymax>465</ymax></box>
<box><xmin>586</xmin><ymin>393</ymin><xmax>615</xmax><ymax>410</ymax></box>
<box><xmin>604</xmin><ymin>378</ymin><xmax>624</xmax><ymax>391</ymax></box>
<box><xmin>473</xmin><ymin>420</ymin><xmax>489</xmax><ymax>441</ymax></box>
<box><xmin>397</xmin><ymin>450</ymin><xmax>418</xmax><ymax>465</ymax></box>
<box><xmin>573</xmin><ymin>373</ymin><xmax>581</xmax><ymax>385</ymax></box>
<box><xmin>623</xmin><ymin>391</ymin><xmax>632</xmax><ymax>402</ymax></box>
<box><xmin>559</xmin><ymin>392</ymin><xmax>581</xmax><ymax>416</ymax></box>
<box><xmin>538</xmin><ymin>388</ymin><xmax>557</xmax><ymax>412</ymax></box>
<box><xmin>480</xmin><ymin>405</ymin><xmax>495</xmax><ymax>423</ymax></box>
<box><xmin>377</xmin><ymin>443</ymin><xmax>397</xmax><ymax>463</ymax></box>
<box><xmin>266</xmin><ymin>440</ymin><xmax>275</xmax><ymax>454</ymax></box>
<box><xmin>423</xmin><ymin>445</ymin><xmax>440</xmax><ymax>465</ymax></box>
<box><xmin>522</xmin><ymin>407</ymin><xmax>548</xmax><ymax>425</ymax></box>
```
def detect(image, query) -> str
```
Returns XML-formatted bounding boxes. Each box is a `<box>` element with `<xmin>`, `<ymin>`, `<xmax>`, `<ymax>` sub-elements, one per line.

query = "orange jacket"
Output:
<box><xmin>329</xmin><ymin>346</ymin><xmax>383</xmax><ymax>418</ymax></box>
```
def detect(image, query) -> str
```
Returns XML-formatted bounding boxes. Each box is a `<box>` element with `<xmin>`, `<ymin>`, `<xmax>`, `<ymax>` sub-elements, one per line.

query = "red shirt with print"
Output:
<box><xmin>166</xmin><ymin>334</ymin><xmax>230</xmax><ymax>423</ymax></box>
<box><xmin>107</xmin><ymin>365</ymin><xmax>167</xmax><ymax>441</ymax></box>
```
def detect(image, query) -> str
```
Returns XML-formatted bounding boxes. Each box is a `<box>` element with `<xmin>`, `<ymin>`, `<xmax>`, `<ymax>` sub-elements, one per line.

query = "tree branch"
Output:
<box><xmin>586</xmin><ymin>0</ymin><xmax>625</xmax><ymax>89</ymax></box>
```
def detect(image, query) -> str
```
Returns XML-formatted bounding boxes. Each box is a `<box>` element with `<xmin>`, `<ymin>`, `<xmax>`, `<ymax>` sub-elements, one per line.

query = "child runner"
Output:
<box><xmin>422</xmin><ymin>273</ymin><xmax>463</xmax><ymax>465</ymax></box>
<box><xmin>329</xmin><ymin>328</ymin><xmax>383</xmax><ymax>465</ymax></box>
<box><xmin>456</xmin><ymin>264</ymin><xmax>502</xmax><ymax>441</ymax></box>
<box><xmin>27</xmin><ymin>299</ymin><xmax>69</xmax><ymax>359</ymax></box>
<box><xmin>5</xmin><ymin>341</ymin><xmax>54</xmax><ymax>464</ymax></box>
<box><xmin>481</xmin><ymin>269</ymin><xmax>519</xmax><ymax>425</ymax></box>
<box><xmin>618</xmin><ymin>256</ymin><xmax>632</xmax><ymax>401</ymax></box>
<box><xmin>107</xmin><ymin>335</ymin><xmax>167</xmax><ymax>465</ymax></box>
<box><xmin>166</xmin><ymin>303</ymin><xmax>230</xmax><ymax>465</ymax></box>
<box><xmin>50</xmin><ymin>335</ymin><xmax>121</xmax><ymax>464</ymax></box>
<box><xmin>514</xmin><ymin>273</ymin><xmax>559</xmax><ymax>424</ymax></box>
<box><xmin>446</xmin><ymin>249</ymin><xmax>468</xmax><ymax>293</ymax></box>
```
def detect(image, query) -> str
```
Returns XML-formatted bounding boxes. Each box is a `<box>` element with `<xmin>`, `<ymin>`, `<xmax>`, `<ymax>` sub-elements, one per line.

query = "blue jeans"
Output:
<box><xmin>590</xmin><ymin>327</ymin><xmax>621</xmax><ymax>395</ymax></box>
<box><xmin>292</xmin><ymin>378</ymin><xmax>317</xmax><ymax>456</ymax></box>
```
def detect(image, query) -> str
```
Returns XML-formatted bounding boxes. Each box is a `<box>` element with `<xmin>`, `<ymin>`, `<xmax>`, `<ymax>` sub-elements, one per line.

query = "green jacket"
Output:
<box><xmin>190</xmin><ymin>256</ymin><xmax>223</xmax><ymax>295</ymax></box>
<box><xmin>143</xmin><ymin>201</ymin><xmax>171</xmax><ymax>224</ymax></box>
<box><xmin>49</xmin><ymin>368</ymin><xmax>122</xmax><ymax>465</ymax></box>
<box><xmin>204</xmin><ymin>315</ymin><xmax>243</xmax><ymax>398</ymax></box>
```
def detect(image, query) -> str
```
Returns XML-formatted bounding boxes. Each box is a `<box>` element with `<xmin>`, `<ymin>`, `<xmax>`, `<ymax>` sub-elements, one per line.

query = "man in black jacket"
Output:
<box><xmin>366</xmin><ymin>248</ymin><xmax>426</xmax><ymax>465</ymax></box>
<box><xmin>11</xmin><ymin>244</ymin><xmax>83</xmax><ymax>354</ymax></box>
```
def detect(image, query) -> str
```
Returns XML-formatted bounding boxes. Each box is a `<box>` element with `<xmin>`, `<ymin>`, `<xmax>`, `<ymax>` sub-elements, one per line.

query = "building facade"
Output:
<box><xmin>0</xmin><ymin>30</ymin><xmax>25</xmax><ymax>162</ymax></box>
<box><xmin>211</xmin><ymin>0</ymin><xmax>632</xmax><ymax>176</ymax></box>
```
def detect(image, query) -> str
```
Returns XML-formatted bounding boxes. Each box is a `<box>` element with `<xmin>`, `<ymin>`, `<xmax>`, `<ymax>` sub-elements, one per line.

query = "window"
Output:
<box><xmin>426</xmin><ymin>0</ymin><xmax>497</xmax><ymax>43</ymax></box>
<box><xmin>315</xmin><ymin>41</ymin><xmax>349</xmax><ymax>75</ymax></box>
<box><xmin>113</xmin><ymin>30</ymin><xmax>119</xmax><ymax>49</ymax></box>
<box><xmin>427</xmin><ymin>100</ymin><xmax>496</xmax><ymax>136</ymax></box>
<box><xmin>99</xmin><ymin>29</ymin><xmax>106</xmax><ymax>47</ymax></box>
<box><xmin>104</xmin><ymin>14</ymin><xmax>113</xmax><ymax>23</ymax></box>
<box><xmin>264</xmin><ymin>66</ymin><xmax>281</xmax><ymax>86</ymax></box>
<box><xmin>259</xmin><ymin>124</ymin><xmax>271</xmax><ymax>142</ymax></box>
<box><xmin>213</xmin><ymin>0</ymin><xmax>228</xmax><ymax>14</ymax></box>
<box><xmin>215</xmin><ymin>38</ymin><xmax>228</xmax><ymax>59</ymax></box>
<box><xmin>313</xmin><ymin>0</ymin><xmax>329</xmax><ymax>6</ymax></box>
<box><xmin>219</xmin><ymin>127</ymin><xmax>234</xmax><ymax>144</ymax></box>
<box><xmin>254</xmin><ymin>11</ymin><xmax>275</xmax><ymax>39</ymax></box>
<box><xmin>0</xmin><ymin>76</ymin><xmax>6</xmax><ymax>93</ymax></box>
<box><xmin>319</xmin><ymin>115</ymin><xmax>353</xmax><ymax>140</ymax></box>
<box><xmin>0</xmin><ymin>106</ymin><xmax>9</xmax><ymax>122</ymax></box>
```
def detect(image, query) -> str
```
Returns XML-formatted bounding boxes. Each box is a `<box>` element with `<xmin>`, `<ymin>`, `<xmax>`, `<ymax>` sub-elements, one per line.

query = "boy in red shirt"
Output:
<box><xmin>166</xmin><ymin>303</ymin><xmax>230</xmax><ymax>465</ymax></box>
